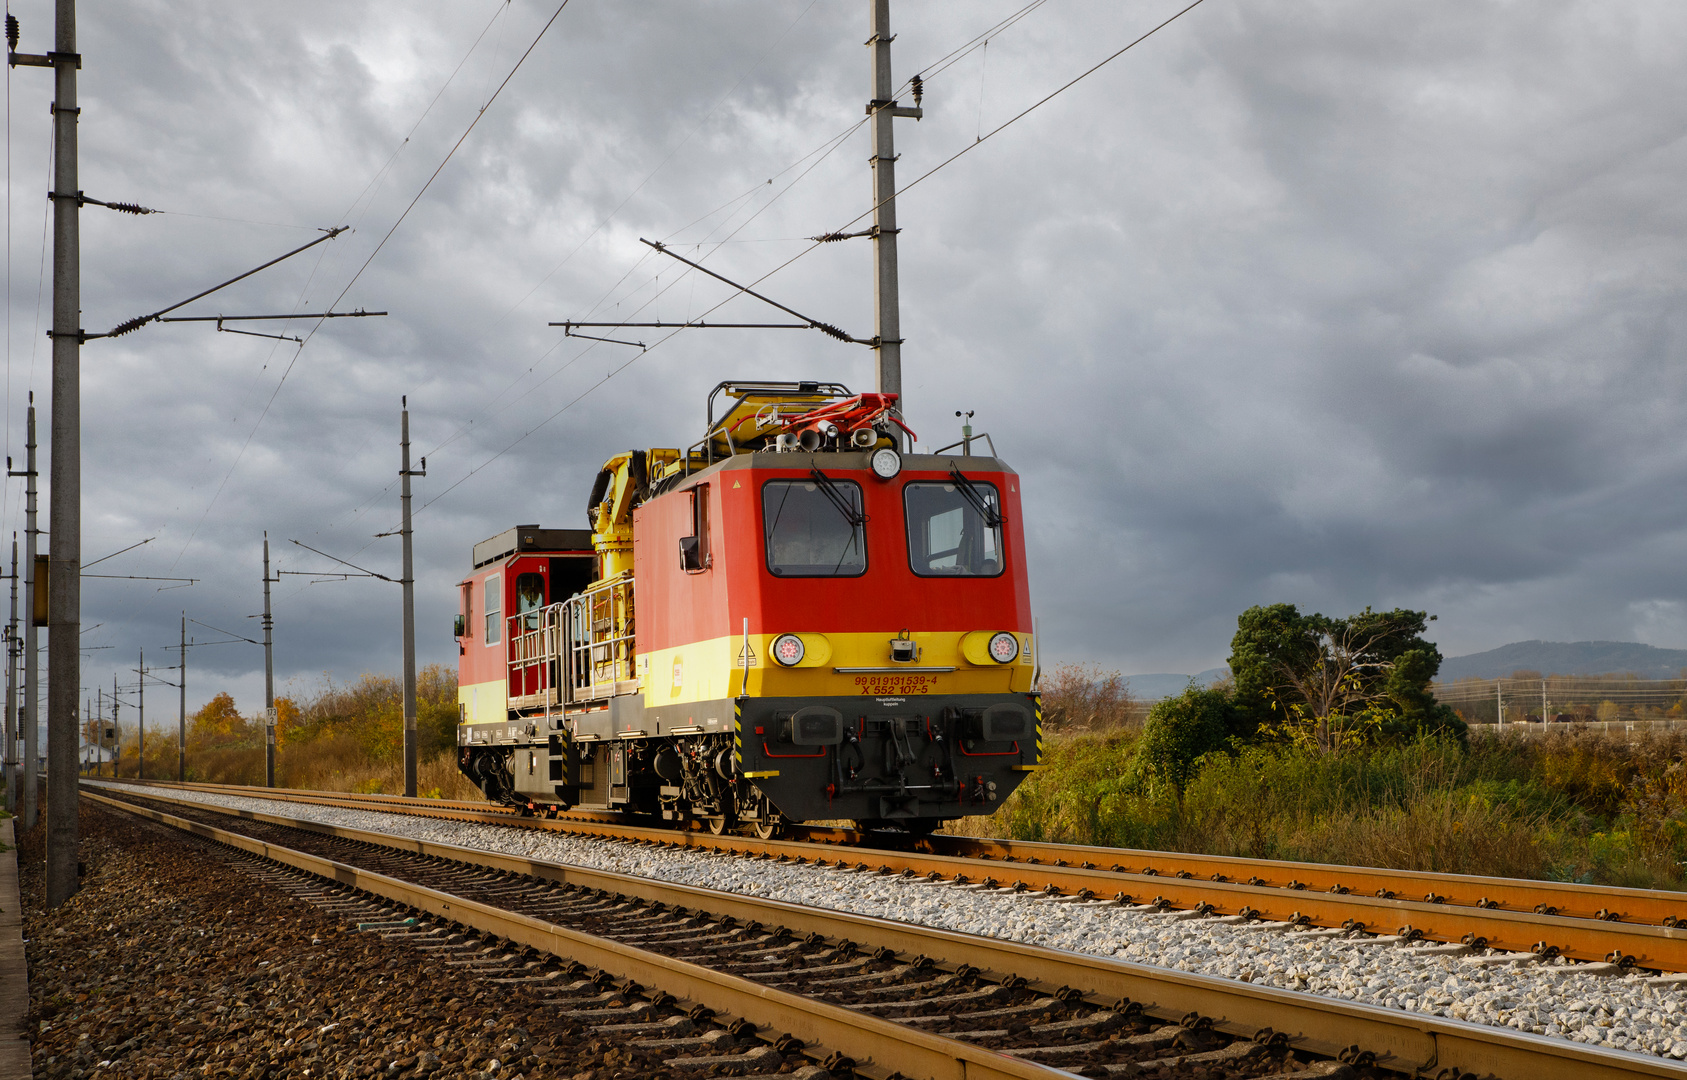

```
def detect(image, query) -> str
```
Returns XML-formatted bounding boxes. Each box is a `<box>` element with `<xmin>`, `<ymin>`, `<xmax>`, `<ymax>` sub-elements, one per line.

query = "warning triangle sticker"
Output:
<box><xmin>733</xmin><ymin>479</ymin><xmax>742</xmax><ymax>488</ymax></box>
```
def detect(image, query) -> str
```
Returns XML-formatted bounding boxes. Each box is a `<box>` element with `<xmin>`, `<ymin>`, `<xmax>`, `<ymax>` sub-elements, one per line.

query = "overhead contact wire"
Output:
<box><xmin>414</xmin><ymin>1</ymin><xmax>1210</xmax><ymax>517</ymax></box>
<box><xmin>168</xmin><ymin>0</ymin><xmax>565</xmax><ymax>567</ymax></box>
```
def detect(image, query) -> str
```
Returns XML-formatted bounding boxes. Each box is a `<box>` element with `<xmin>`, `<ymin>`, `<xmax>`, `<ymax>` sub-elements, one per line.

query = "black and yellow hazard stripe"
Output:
<box><xmin>732</xmin><ymin>697</ymin><xmax>780</xmax><ymax>778</ymax></box>
<box><xmin>1013</xmin><ymin>693</ymin><xmax>1045</xmax><ymax>772</ymax></box>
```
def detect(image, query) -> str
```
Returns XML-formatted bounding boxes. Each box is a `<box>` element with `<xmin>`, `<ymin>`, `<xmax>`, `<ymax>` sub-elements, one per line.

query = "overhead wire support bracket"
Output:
<box><xmin>557</xmin><ymin>326</ymin><xmax>645</xmax><ymax>351</ymax></box>
<box><xmin>551</xmin><ymin>320</ymin><xmax>817</xmax><ymax>349</ymax></box>
<box><xmin>152</xmin><ymin>310</ymin><xmax>388</xmax><ymax>344</ymax></box>
<box><xmin>552</xmin><ymin>320</ymin><xmax>811</xmax><ymax>330</ymax></box>
<box><xmin>638</xmin><ymin>238</ymin><xmax>871</xmax><ymax>345</ymax></box>
<box><xmin>286</xmin><ymin>539</ymin><xmax>395</xmax><ymax>584</ymax></box>
<box><xmin>155</xmin><ymin>310</ymin><xmax>386</xmax><ymax>323</ymax></box>
<box><xmin>82</xmin><ymin>536</ymin><xmax>155</xmax><ymax>570</ymax></box>
<box><xmin>186</xmin><ymin>618</ymin><xmax>260</xmax><ymax>646</ymax></box>
<box><xmin>49</xmin><ymin>192</ymin><xmax>155</xmax><ymax>215</ymax></box>
<box><xmin>95</xmin><ymin>226</ymin><xmax>354</xmax><ymax>339</ymax></box>
<box><xmin>215</xmin><ymin>323</ymin><xmax>300</xmax><ymax>343</ymax></box>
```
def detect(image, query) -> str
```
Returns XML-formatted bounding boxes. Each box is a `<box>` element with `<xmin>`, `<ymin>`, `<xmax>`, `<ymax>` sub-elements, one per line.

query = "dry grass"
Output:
<box><xmin>132</xmin><ymin>740</ymin><xmax>483</xmax><ymax>800</ymax></box>
<box><xmin>1038</xmin><ymin>663</ymin><xmax>1148</xmax><ymax>733</ymax></box>
<box><xmin>968</xmin><ymin>726</ymin><xmax>1687</xmax><ymax>889</ymax></box>
<box><xmin>96</xmin><ymin>665</ymin><xmax>484</xmax><ymax>802</ymax></box>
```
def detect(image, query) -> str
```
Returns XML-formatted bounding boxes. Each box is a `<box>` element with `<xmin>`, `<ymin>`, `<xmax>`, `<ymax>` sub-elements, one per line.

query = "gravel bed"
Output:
<box><xmin>94</xmin><ymin>782</ymin><xmax>1687</xmax><ymax>1062</ymax></box>
<box><xmin>20</xmin><ymin>803</ymin><xmax>678</xmax><ymax>1079</ymax></box>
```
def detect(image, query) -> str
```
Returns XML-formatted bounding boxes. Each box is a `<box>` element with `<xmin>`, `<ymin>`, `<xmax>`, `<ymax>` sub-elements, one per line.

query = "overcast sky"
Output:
<box><xmin>1</xmin><ymin>0</ymin><xmax>1683</xmax><ymax>726</ymax></box>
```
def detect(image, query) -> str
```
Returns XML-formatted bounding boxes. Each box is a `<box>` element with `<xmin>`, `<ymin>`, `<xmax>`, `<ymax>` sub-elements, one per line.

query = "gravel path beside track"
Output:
<box><xmin>19</xmin><ymin>804</ymin><xmax>677</xmax><ymax>1079</ymax></box>
<box><xmin>93</xmin><ymin>782</ymin><xmax>1687</xmax><ymax>1063</ymax></box>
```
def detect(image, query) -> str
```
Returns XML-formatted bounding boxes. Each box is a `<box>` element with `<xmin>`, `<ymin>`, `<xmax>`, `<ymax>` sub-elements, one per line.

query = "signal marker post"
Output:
<box><xmin>21</xmin><ymin>401</ymin><xmax>38</xmax><ymax>830</ymax></box>
<box><xmin>4</xmin><ymin>537</ymin><xmax>15</xmax><ymax>812</ymax></box>
<box><xmin>399</xmin><ymin>399</ymin><xmax>425</xmax><ymax>798</ymax></box>
<box><xmin>179</xmin><ymin>614</ymin><xmax>187</xmax><ymax>781</ymax></box>
<box><xmin>263</xmin><ymin>535</ymin><xmax>276</xmax><ymax>786</ymax></box>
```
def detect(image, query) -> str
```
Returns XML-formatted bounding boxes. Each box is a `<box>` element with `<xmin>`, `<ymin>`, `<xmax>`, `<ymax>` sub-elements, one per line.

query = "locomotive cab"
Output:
<box><xmin>456</xmin><ymin>381</ymin><xmax>1041</xmax><ymax>835</ymax></box>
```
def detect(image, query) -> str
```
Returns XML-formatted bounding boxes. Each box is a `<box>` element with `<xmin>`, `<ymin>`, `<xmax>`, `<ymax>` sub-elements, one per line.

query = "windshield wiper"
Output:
<box><xmin>810</xmin><ymin>468</ymin><xmax>867</xmax><ymax>527</ymax></box>
<box><xmin>949</xmin><ymin>465</ymin><xmax>1004</xmax><ymax>528</ymax></box>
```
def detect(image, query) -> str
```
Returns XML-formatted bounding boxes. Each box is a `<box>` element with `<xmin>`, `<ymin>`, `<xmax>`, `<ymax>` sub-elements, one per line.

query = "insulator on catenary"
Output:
<box><xmin>104</xmin><ymin>201</ymin><xmax>156</xmax><ymax>215</ymax></box>
<box><xmin>5</xmin><ymin>15</ymin><xmax>18</xmax><ymax>52</ymax></box>
<box><xmin>911</xmin><ymin>73</ymin><xmax>923</xmax><ymax>107</ymax></box>
<box><xmin>107</xmin><ymin>315</ymin><xmax>152</xmax><ymax>338</ymax></box>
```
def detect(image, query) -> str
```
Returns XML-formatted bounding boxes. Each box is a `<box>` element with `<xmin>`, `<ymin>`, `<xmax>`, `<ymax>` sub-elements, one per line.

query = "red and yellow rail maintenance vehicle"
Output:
<box><xmin>455</xmin><ymin>381</ymin><xmax>1041</xmax><ymax>836</ymax></box>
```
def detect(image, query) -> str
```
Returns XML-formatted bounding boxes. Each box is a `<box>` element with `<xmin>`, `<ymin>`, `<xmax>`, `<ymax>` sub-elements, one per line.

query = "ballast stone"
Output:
<box><xmin>91</xmin><ymin>781</ymin><xmax>1687</xmax><ymax>1062</ymax></box>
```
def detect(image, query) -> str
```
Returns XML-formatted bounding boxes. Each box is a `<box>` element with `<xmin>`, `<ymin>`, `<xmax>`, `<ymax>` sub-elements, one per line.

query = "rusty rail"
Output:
<box><xmin>86</xmin><ymin>785</ymin><xmax>1687</xmax><ymax>1080</ymax></box>
<box><xmin>97</xmin><ymin>778</ymin><xmax>1687</xmax><ymax>968</ymax></box>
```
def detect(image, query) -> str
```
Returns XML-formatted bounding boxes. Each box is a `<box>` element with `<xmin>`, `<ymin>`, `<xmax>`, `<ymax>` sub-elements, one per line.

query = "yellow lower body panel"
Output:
<box><xmin>459</xmin><ymin>678</ymin><xmax>508</xmax><ymax>725</ymax></box>
<box><xmin>637</xmin><ymin>630</ymin><xmax>1034</xmax><ymax>709</ymax></box>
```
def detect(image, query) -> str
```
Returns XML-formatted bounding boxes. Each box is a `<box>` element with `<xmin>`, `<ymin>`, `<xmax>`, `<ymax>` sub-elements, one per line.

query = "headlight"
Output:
<box><xmin>772</xmin><ymin>633</ymin><xmax>806</xmax><ymax>666</ymax></box>
<box><xmin>987</xmin><ymin>631</ymin><xmax>1020</xmax><ymax>664</ymax></box>
<box><xmin>870</xmin><ymin>446</ymin><xmax>902</xmax><ymax>480</ymax></box>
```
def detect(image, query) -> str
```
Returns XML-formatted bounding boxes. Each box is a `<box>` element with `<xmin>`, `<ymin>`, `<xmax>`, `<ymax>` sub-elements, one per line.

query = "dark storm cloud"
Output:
<box><xmin>1</xmin><ymin>0</ymin><xmax>1683</xmax><ymax>723</ymax></box>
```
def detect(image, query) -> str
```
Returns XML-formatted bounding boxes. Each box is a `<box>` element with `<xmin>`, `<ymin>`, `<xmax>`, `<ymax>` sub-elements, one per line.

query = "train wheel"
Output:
<box><xmin>751</xmin><ymin>817</ymin><xmax>785</xmax><ymax>841</ymax></box>
<box><xmin>705</xmin><ymin>815</ymin><xmax>730</xmax><ymax>836</ymax></box>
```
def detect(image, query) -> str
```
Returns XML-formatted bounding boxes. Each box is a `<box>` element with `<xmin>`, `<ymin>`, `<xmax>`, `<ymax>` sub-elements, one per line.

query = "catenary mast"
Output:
<box><xmin>43</xmin><ymin>0</ymin><xmax>82</xmax><ymax>907</ymax></box>
<box><xmin>869</xmin><ymin>0</ymin><xmax>921</xmax><ymax>423</ymax></box>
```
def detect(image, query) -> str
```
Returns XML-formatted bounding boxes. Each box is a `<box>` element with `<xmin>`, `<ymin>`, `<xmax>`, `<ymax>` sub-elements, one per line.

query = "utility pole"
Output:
<box><xmin>868</xmin><ymin>0</ymin><xmax>919</xmax><ymax>417</ymax></box>
<box><xmin>136</xmin><ymin>649</ymin><xmax>143</xmax><ymax>781</ymax></box>
<box><xmin>16</xmin><ymin>0</ymin><xmax>86</xmax><ymax>907</ymax></box>
<box><xmin>21</xmin><ymin>398</ymin><xmax>38</xmax><ymax>830</ymax></box>
<box><xmin>3</xmin><ymin>537</ymin><xmax>15</xmax><ymax>813</ymax></box>
<box><xmin>1496</xmin><ymin>680</ymin><xmax>1503</xmax><ymax>731</ymax></box>
<box><xmin>178</xmin><ymin>613</ymin><xmax>186</xmax><ymax>781</ymax></box>
<box><xmin>262</xmin><ymin>534</ymin><xmax>275</xmax><ymax>787</ymax></box>
<box><xmin>400</xmin><ymin>399</ymin><xmax>425</xmax><ymax>798</ymax></box>
<box><xmin>110</xmin><ymin>673</ymin><xmax>117</xmax><ymax>776</ymax></box>
<box><xmin>1542</xmin><ymin>679</ymin><xmax>1548</xmax><ymax>727</ymax></box>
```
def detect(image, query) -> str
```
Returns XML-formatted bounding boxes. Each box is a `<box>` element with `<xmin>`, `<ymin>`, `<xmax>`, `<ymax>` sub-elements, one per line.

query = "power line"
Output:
<box><xmin>410</xmin><ymin>0</ymin><xmax>1211</xmax><ymax>518</ymax></box>
<box><xmin>320</xmin><ymin>0</ymin><xmax>574</xmax><ymax>329</ymax></box>
<box><xmin>490</xmin><ymin>0</ymin><xmax>823</xmax><ymax>331</ymax></box>
<box><xmin>405</xmin><ymin>3</ymin><xmax>843</xmax><ymax>476</ymax></box>
<box><xmin>340</xmin><ymin>117</ymin><xmax>871</xmax><ymax>548</ymax></box>
<box><xmin>164</xmin><ymin>0</ymin><xmax>558</xmax><ymax>570</ymax></box>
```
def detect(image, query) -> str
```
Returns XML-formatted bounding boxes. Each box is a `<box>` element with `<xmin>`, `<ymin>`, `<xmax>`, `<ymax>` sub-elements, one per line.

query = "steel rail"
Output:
<box><xmin>85</xmin><ymin>786</ymin><xmax>1687</xmax><ymax>1080</ymax></box>
<box><xmin>98</xmin><ymin>779</ymin><xmax>1687</xmax><ymax>970</ymax></box>
<box><xmin>81</xmin><ymin>791</ymin><xmax>1042</xmax><ymax>1080</ymax></box>
<box><xmin>929</xmin><ymin>836</ymin><xmax>1687</xmax><ymax>928</ymax></box>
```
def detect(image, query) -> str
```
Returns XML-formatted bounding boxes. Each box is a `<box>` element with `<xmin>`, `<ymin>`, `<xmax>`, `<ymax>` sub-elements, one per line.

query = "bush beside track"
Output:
<box><xmin>962</xmin><ymin>720</ymin><xmax>1687</xmax><ymax>891</ymax></box>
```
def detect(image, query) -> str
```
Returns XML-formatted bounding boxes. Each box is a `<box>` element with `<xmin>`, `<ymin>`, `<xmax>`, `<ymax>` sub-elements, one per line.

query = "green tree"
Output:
<box><xmin>1134</xmin><ymin>685</ymin><xmax>1236</xmax><ymax>791</ymax></box>
<box><xmin>1229</xmin><ymin>604</ymin><xmax>1466</xmax><ymax>751</ymax></box>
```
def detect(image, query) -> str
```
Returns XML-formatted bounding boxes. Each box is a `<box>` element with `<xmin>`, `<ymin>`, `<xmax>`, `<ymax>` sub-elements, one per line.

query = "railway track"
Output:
<box><xmin>105</xmin><ymin>778</ymin><xmax>1687</xmax><ymax>971</ymax></box>
<box><xmin>84</xmin><ymin>783</ymin><xmax>1682</xmax><ymax>1080</ymax></box>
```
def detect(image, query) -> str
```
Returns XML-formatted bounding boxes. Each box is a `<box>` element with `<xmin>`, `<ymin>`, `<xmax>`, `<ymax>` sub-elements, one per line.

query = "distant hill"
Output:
<box><xmin>1437</xmin><ymin>641</ymin><xmax>1687</xmax><ymax>682</ymax></box>
<box><xmin>1124</xmin><ymin>668</ymin><xmax>1229</xmax><ymax>701</ymax></box>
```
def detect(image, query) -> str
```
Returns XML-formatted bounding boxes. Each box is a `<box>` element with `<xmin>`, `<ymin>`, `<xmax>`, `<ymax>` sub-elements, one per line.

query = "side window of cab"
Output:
<box><xmin>484</xmin><ymin>573</ymin><xmax>502</xmax><ymax>645</ymax></box>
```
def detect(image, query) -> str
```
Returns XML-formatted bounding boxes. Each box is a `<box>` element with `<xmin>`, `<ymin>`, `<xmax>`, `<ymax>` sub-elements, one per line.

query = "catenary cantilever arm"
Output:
<box><xmin>639</xmin><ymin>238</ymin><xmax>871</xmax><ymax>345</ymax></box>
<box><xmin>97</xmin><ymin>227</ymin><xmax>351</xmax><ymax>339</ymax></box>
